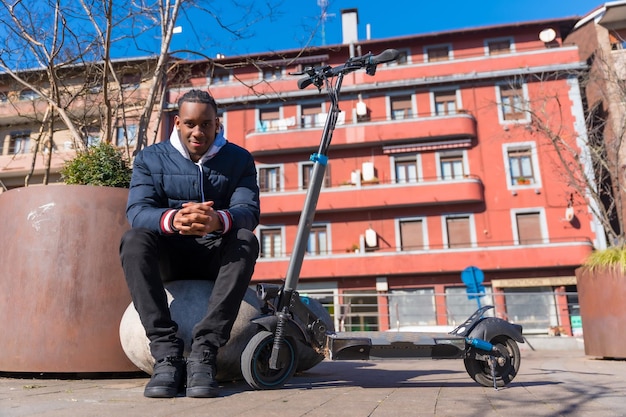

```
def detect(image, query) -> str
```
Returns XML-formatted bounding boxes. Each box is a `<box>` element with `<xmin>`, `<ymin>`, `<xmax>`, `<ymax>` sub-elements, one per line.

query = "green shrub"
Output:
<box><xmin>60</xmin><ymin>142</ymin><xmax>132</xmax><ymax>188</ymax></box>
<box><xmin>583</xmin><ymin>246</ymin><xmax>626</xmax><ymax>274</ymax></box>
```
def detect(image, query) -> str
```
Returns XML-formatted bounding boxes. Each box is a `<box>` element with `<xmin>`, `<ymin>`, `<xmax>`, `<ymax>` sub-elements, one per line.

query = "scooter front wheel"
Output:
<box><xmin>464</xmin><ymin>335</ymin><xmax>520</xmax><ymax>387</ymax></box>
<box><xmin>241</xmin><ymin>330</ymin><xmax>298</xmax><ymax>390</ymax></box>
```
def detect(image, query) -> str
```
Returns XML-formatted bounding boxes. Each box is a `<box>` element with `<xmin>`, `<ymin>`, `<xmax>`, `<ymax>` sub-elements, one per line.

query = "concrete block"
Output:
<box><xmin>119</xmin><ymin>280</ymin><xmax>262</xmax><ymax>381</ymax></box>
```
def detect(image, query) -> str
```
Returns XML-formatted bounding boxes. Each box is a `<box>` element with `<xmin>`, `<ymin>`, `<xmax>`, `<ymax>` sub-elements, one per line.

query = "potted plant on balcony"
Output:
<box><xmin>0</xmin><ymin>141</ymin><xmax>137</xmax><ymax>373</ymax></box>
<box><xmin>516</xmin><ymin>176</ymin><xmax>531</xmax><ymax>185</ymax></box>
<box><xmin>575</xmin><ymin>246</ymin><xmax>626</xmax><ymax>358</ymax></box>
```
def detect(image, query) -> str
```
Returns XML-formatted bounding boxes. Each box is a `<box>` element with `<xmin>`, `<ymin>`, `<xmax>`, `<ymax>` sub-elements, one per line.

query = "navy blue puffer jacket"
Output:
<box><xmin>126</xmin><ymin>139</ymin><xmax>260</xmax><ymax>234</ymax></box>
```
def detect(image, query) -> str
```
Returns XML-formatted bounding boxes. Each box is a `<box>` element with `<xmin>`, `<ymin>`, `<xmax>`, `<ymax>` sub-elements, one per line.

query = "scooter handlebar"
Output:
<box><xmin>296</xmin><ymin>49</ymin><xmax>400</xmax><ymax>89</ymax></box>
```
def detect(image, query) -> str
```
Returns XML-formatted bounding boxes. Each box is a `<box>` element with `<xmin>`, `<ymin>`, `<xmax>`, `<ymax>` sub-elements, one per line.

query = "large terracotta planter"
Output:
<box><xmin>576</xmin><ymin>266</ymin><xmax>626</xmax><ymax>358</ymax></box>
<box><xmin>0</xmin><ymin>185</ymin><xmax>137</xmax><ymax>373</ymax></box>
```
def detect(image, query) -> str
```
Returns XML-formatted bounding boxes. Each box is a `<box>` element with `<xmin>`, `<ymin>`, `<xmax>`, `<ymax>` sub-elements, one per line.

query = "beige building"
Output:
<box><xmin>565</xmin><ymin>1</ymin><xmax>626</xmax><ymax>244</ymax></box>
<box><xmin>0</xmin><ymin>57</ymin><xmax>159</xmax><ymax>191</ymax></box>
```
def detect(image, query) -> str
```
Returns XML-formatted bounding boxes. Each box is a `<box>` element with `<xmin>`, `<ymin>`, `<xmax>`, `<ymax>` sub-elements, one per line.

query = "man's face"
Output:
<box><xmin>174</xmin><ymin>101</ymin><xmax>219</xmax><ymax>162</ymax></box>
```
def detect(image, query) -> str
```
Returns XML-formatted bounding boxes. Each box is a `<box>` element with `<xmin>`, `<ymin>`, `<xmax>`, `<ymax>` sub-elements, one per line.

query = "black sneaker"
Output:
<box><xmin>144</xmin><ymin>356</ymin><xmax>186</xmax><ymax>398</ymax></box>
<box><xmin>186</xmin><ymin>349</ymin><xmax>219</xmax><ymax>398</ymax></box>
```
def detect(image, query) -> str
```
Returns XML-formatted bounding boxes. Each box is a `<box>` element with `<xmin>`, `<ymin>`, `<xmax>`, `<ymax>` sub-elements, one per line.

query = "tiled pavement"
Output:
<box><xmin>2</xmin><ymin>348</ymin><xmax>625</xmax><ymax>417</ymax></box>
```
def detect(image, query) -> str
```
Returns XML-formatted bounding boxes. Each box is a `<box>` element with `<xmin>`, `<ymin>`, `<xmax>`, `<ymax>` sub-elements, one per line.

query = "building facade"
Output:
<box><xmin>163</xmin><ymin>12</ymin><xmax>602</xmax><ymax>335</ymax></box>
<box><xmin>565</xmin><ymin>1</ymin><xmax>626</xmax><ymax>245</ymax></box>
<box><xmin>0</xmin><ymin>57</ymin><xmax>159</xmax><ymax>189</ymax></box>
<box><xmin>0</xmin><ymin>8</ymin><xmax>610</xmax><ymax>336</ymax></box>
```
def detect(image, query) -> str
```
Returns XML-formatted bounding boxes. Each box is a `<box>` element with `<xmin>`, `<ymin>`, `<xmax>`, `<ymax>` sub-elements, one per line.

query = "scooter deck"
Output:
<box><xmin>327</xmin><ymin>331</ymin><xmax>467</xmax><ymax>360</ymax></box>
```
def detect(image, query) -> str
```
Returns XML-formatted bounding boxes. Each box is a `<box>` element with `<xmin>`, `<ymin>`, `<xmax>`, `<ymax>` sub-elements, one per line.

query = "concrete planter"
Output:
<box><xmin>0</xmin><ymin>185</ymin><xmax>137</xmax><ymax>373</ymax></box>
<box><xmin>576</xmin><ymin>266</ymin><xmax>626</xmax><ymax>358</ymax></box>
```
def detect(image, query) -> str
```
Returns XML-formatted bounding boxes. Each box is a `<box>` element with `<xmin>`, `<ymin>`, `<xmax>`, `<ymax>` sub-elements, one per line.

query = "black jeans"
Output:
<box><xmin>119</xmin><ymin>227</ymin><xmax>259</xmax><ymax>361</ymax></box>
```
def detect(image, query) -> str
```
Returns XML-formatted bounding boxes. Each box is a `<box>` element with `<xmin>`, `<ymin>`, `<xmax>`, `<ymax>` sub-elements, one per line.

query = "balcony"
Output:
<box><xmin>246</xmin><ymin>113</ymin><xmax>476</xmax><ymax>155</ymax></box>
<box><xmin>260</xmin><ymin>176</ymin><xmax>484</xmax><ymax>215</ymax></box>
<box><xmin>252</xmin><ymin>238</ymin><xmax>594</xmax><ymax>281</ymax></box>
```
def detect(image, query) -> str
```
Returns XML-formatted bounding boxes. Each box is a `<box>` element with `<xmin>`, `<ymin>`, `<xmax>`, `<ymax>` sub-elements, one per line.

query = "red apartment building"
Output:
<box><xmin>162</xmin><ymin>11</ymin><xmax>602</xmax><ymax>336</ymax></box>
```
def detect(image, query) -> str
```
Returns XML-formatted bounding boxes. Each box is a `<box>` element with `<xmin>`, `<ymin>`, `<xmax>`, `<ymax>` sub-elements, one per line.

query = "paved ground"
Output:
<box><xmin>1</xmin><ymin>347</ymin><xmax>625</xmax><ymax>417</ymax></box>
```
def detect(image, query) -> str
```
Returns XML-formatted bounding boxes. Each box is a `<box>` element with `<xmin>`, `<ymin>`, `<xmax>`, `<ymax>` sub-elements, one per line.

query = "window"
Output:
<box><xmin>88</xmin><ymin>84</ymin><xmax>103</xmax><ymax>94</ymax></box>
<box><xmin>426</xmin><ymin>45</ymin><xmax>450</xmax><ymax>62</ymax></box>
<box><xmin>499</xmin><ymin>82</ymin><xmax>526</xmax><ymax>121</ymax></box>
<box><xmin>508</xmin><ymin>147</ymin><xmax>535</xmax><ymax>185</ymax></box>
<box><xmin>307</xmin><ymin>224</ymin><xmax>328</xmax><ymax>255</ymax></box>
<box><xmin>390</xmin><ymin>95</ymin><xmax>413</xmax><ymax>120</ymax></box>
<box><xmin>487</xmin><ymin>38</ymin><xmax>512</xmax><ymax>55</ymax></box>
<box><xmin>504</xmin><ymin>287</ymin><xmax>559</xmax><ymax>333</ymax></box>
<box><xmin>85</xmin><ymin>128</ymin><xmax>101</xmax><ymax>147</ymax></box>
<box><xmin>399</xmin><ymin>219</ymin><xmax>426</xmax><ymax>251</ymax></box>
<box><xmin>260</xmin><ymin>228</ymin><xmax>282</xmax><ymax>258</ymax></box>
<box><xmin>389</xmin><ymin>288</ymin><xmax>436</xmax><ymax>328</ymax></box>
<box><xmin>434</xmin><ymin>90</ymin><xmax>457</xmax><ymax>115</ymax></box>
<box><xmin>341</xmin><ymin>290</ymin><xmax>379</xmax><ymax>331</ymax></box>
<box><xmin>121</xmin><ymin>73</ymin><xmax>141</xmax><ymax>90</ymax></box>
<box><xmin>515</xmin><ymin>211</ymin><xmax>543</xmax><ymax>245</ymax></box>
<box><xmin>258</xmin><ymin>166</ymin><xmax>281</xmax><ymax>192</ymax></box>
<box><xmin>394</xmin><ymin>155</ymin><xmax>418</xmax><ymax>183</ymax></box>
<box><xmin>262</xmin><ymin>66</ymin><xmax>282</xmax><ymax>80</ymax></box>
<box><xmin>300</xmin><ymin>162</ymin><xmax>330</xmax><ymax>190</ymax></box>
<box><xmin>18</xmin><ymin>89</ymin><xmax>39</xmax><ymax>101</ymax></box>
<box><xmin>116</xmin><ymin>125</ymin><xmax>138</xmax><ymax>147</ymax></box>
<box><xmin>439</xmin><ymin>151</ymin><xmax>465</xmax><ymax>179</ymax></box>
<box><xmin>300</xmin><ymin>103</ymin><xmax>323</xmax><ymax>128</ymax></box>
<box><xmin>0</xmin><ymin>91</ymin><xmax>8</xmax><ymax>102</ymax></box>
<box><xmin>209</xmin><ymin>67</ymin><xmax>231</xmax><ymax>85</ymax></box>
<box><xmin>445</xmin><ymin>216</ymin><xmax>471</xmax><ymax>248</ymax></box>
<box><xmin>445</xmin><ymin>287</ymin><xmax>494</xmax><ymax>326</ymax></box>
<box><xmin>258</xmin><ymin>107</ymin><xmax>281</xmax><ymax>132</ymax></box>
<box><xmin>297</xmin><ymin>61</ymin><xmax>325</xmax><ymax>73</ymax></box>
<box><xmin>8</xmin><ymin>131</ymin><xmax>31</xmax><ymax>154</ymax></box>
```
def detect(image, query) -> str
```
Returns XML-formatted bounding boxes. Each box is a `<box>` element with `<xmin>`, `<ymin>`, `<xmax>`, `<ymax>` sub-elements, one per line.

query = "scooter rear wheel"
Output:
<box><xmin>241</xmin><ymin>330</ymin><xmax>298</xmax><ymax>390</ymax></box>
<box><xmin>464</xmin><ymin>335</ymin><xmax>520</xmax><ymax>387</ymax></box>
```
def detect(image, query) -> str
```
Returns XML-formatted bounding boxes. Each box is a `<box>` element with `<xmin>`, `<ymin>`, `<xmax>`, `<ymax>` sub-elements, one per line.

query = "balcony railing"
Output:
<box><xmin>246</xmin><ymin>112</ymin><xmax>476</xmax><ymax>154</ymax></box>
<box><xmin>260</xmin><ymin>175</ymin><xmax>484</xmax><ymax>214</ymax></box>
<box><xmin>252</xmin><ymin>237</ymin><xmax>594</xmax><ymax>280</ymax></box>
<box><xmin>263</xmin><ymin>289</ymin><xmax>582</xmax><ymax>337</ymax></box>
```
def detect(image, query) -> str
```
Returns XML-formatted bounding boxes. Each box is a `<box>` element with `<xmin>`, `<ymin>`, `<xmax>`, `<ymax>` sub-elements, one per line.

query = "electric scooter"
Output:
<box><xmin>241</xmin><ymin>49</ymin><xmax>524</xmax><ymax>391</ymax></box>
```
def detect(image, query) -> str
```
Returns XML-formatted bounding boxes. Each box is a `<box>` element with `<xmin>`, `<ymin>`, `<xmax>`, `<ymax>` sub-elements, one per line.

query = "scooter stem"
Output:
<box><xmin>281</xmin><ymin>73</ymin><xmax>345</xmax><ymax>298</ymax></box>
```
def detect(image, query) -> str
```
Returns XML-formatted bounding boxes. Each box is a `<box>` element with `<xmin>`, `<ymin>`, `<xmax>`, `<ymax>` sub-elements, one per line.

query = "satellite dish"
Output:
<box><xmin>539</xmin><ymin>28</ymin><xmax>557</xmax><ymax>43</ymax></box>
<box><xmin>364</xmin><ymin>227</ymin><xmax>378</xmax><ymax>247</ymax></box>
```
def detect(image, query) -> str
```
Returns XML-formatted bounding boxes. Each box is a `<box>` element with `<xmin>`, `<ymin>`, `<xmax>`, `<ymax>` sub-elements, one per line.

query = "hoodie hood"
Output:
<box><xmin>169</xmin><ymin>125</ymin><xmax>227</xmax><ymax>164</ymax></box>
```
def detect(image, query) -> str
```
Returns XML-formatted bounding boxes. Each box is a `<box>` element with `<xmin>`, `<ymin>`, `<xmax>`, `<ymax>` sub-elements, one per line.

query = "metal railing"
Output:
<box><xmin>295</xmin><ymin>290</ymin><xmax>581</xmax><ymax>337</ymax></box>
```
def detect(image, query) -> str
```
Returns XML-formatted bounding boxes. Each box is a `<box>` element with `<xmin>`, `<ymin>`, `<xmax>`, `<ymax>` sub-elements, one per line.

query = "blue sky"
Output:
<box><xmin>167</xmin><ymin>0</ymin><xmax>605</xmax><ymax>58</ymax></box>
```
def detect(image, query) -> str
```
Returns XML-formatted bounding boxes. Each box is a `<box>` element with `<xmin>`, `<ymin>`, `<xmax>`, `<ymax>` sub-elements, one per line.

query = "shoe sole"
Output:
<box><xmin>144</xmin><ymin>387</ymin><xmax>179</xmax><ymax>398</ymax></box>
<box><xmin>186</xmin><ymin>387</ymin><xmax>219</xmax><ymax>398</ymax></box>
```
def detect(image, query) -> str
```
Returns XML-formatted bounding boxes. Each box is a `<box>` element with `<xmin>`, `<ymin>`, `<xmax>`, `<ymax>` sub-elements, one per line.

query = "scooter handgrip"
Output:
<box><xmin>298</xmin><ymin>77</ymin><xmax>314</xmax><ymax>90</ymax></box>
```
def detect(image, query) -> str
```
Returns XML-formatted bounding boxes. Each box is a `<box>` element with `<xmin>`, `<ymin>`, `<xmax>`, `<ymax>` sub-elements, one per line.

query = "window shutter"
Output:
<box><xmin>447</xmin><ymin>217</ymin><xmax>471</xmax><ymax>248</ymax></box>
<box><xmin>400</xmin><ymin>220</ymin><xmax>424</xmax><ymax>250</ymax></box>
<box><xmin>516</xmin><ymin>212</ymin><xmax>542</xmax><ymax>244</ymax></box>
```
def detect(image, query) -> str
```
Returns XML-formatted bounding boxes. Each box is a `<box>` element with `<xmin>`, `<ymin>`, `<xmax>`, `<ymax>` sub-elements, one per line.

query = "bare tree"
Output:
<box><xmin>0</xmin><ymin>0</ymin><xmax>314</xmax><ymax>186</ymax></box>
<box><xmin>521</xmin><ymin>52</ymin><xmax>626</xmax><ymax>247</ymax></box>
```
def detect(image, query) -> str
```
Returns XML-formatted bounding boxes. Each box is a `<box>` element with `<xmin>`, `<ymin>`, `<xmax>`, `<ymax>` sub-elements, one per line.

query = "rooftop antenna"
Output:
<box><xmin>318</xmin><ymin>0</ymin><xmax>335</xmax><ymax>45</ymax></box>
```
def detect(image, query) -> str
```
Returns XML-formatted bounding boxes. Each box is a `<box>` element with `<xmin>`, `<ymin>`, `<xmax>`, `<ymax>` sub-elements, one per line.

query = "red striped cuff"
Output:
<box><xmin>216</xmin><ymin>210</ymin><xmax>232</xmax><ymax>234</ymax></box>
<box><xmin>161</xmin><ymin>209</ymin><xmax>178</xmax><ymax>234</ymax></box>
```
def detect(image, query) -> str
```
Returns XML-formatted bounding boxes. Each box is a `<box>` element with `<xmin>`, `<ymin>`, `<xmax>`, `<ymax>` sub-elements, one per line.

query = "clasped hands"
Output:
<box><xmin>172</xmin><ymin>201</ymin><xmax>223</xmax><ymax>236</ymax></box>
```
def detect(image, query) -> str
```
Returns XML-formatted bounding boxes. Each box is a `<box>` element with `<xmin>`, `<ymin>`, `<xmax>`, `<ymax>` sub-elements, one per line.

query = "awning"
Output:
<box><xmin>260</xmin><ymin>55</ymin><xmax>329</xmax><ymax>67</ymax></box>
<box><xmin>383</xmin><ymin>138</ymin><xmax>472</xmax><ymax>154</ymax></box>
